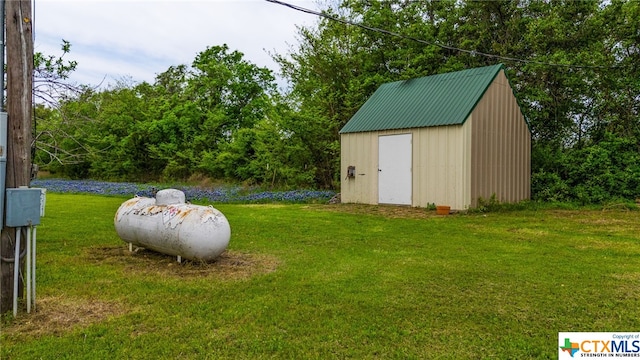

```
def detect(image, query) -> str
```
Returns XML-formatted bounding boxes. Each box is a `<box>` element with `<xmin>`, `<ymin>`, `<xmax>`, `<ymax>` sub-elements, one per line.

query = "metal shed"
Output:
<box><xmin>339</xmin><ymin>64</ymin><xmax>531</xmax><ymax>210</ymax></box>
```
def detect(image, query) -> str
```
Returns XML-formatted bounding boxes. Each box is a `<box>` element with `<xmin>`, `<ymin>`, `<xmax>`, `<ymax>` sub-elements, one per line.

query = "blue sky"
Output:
<box><xmin>34</xmin><ymin>0</ymin><xmax>319</xmax><ymax>89</ymax></box>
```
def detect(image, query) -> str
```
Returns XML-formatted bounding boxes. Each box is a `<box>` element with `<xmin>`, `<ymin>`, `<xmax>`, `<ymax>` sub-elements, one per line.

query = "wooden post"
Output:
<box><xmin>0</xmin><ymin>0</ymin><xmax>33</xmax><ymax>315</ymax></box>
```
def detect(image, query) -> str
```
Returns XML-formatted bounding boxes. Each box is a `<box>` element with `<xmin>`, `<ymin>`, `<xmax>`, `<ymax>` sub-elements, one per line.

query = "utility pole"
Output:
<box><xmin>0</xmin><ymin>0</ymin><xmax>34</xmax><ymax>315</ymax></box>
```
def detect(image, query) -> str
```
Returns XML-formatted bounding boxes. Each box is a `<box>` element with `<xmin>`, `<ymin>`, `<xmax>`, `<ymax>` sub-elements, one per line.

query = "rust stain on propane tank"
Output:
<box><xmin>119</xmin><ymin>198</ymin><xmax>142</xmax><ymax>211</ymax></box>
<box><xmin>176</xmin><ymin>207</ymin><xmax>197</xmax><ymax>221</ymax></box>
<box><xmin>135</xmin><ymin>205</ymin><xmax>164</xmax><ymax>216</ymax></box>
<box><xmin>117</xmin><ymin>198</ymin><xmax>224</xmax><ymax>226</ymax></box>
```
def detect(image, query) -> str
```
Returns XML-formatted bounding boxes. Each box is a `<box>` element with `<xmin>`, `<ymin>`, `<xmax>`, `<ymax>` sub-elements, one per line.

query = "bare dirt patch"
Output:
<box><xmin>320</xmin><ymin>203</ymin><xmax>444</xmax><ymax>219</ymax></box>
<box><xmin>85</xmin><ymin>246</ymin><xmax>279</xmax><ymax>281</ymax></box>
<box><xmin>2</xmin><ymin>296</ymin><xmax>126</xmax><ymax>338</ymax></box>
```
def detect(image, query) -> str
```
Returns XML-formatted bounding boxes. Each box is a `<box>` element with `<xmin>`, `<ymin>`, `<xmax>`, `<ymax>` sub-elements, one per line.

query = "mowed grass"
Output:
<box><xmin>1</xmin><ymin>194</ymin><xmax>639</xmax><ymax>359</ymax></box>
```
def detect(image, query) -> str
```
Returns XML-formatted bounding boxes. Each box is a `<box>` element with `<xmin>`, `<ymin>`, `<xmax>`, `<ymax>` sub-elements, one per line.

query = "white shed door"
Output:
<box><xmin>378</xmin><ymin>134</ymin><xmax>412</xmax><ymax>205</ymax></box>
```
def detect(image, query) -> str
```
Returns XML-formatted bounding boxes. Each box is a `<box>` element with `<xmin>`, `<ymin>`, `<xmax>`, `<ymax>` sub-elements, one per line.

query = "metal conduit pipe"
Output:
<box><xmin>8</xmin><ymin>226</ymin><xmax>39</xmax><ymax>315</ymax></box>
<box><xmin>13</xmin><ymin>229</ymin><xmax>20</xmax><ymax>317</ymax></box>
<box><xmin>32</xmin><ymin>226</ymin><xmax>36</xmax><ymax>311</ymax></box>
<box><xmin>26</xmin><ymin>227</ymin><xmax>30</xmax><ymax>313</ymax></box>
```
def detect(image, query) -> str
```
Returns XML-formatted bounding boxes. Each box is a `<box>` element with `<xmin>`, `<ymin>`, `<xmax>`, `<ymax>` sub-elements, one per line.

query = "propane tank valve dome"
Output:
<box><xmin>155</xmin><ymin>188</ymin><xmax>186</xmax><ymax>205</ymax></box>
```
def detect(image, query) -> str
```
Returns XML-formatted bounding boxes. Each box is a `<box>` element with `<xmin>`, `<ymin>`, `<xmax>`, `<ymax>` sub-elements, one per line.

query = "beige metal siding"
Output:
<box><xmin>341</xmin><ymin>126</ymin><xmax>471</xmax><ymax>209</ymax></box>
<box><xmin>340</xmin><ymin>132</ymin><xmax>378</xmax><ymax>204</ymax></box>
<box><xmin>413</xmin><ymin>125</ymin><xmax>470</xmax><ymax>210</ymax></box>
<box><xmin>470</xmin><ymin>70</ymin><xmax>531</xmax><ymax>206</ymax></box>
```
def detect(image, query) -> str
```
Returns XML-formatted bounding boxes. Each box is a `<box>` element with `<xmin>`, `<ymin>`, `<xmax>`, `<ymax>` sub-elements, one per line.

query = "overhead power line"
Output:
<box><xmin>265</xmin><ymin>0</ymin><xmax>618</xmax><ymax>70</ymax></box>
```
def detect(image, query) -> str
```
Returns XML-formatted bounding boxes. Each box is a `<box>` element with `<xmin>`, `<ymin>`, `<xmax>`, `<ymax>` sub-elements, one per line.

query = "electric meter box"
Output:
<box><xmin>5</xmin><ymin>188</ymin><xmax>43</xmax><ymax>227</ymax></box>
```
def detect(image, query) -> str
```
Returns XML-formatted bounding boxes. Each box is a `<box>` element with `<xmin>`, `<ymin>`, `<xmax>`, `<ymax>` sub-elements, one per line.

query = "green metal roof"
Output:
<box><xmin>340</xmin><ymin>64</ymin><xmax>506</xmax><ymax>134</ymax></box>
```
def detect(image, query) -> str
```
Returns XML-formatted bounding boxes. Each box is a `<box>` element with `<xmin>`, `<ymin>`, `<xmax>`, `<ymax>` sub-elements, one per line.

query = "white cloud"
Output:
<box><xmin>33</xmin><ymin>0</ymin><xmax>319</xmax><ymax>87</ymax></box>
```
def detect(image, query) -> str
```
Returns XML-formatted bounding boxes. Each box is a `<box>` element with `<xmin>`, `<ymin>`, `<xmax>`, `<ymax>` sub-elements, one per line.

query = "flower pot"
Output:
<box><xmin>436</xmin><ymin>205</ymin><xmax>450</xmax><ymax>215</ymax></box>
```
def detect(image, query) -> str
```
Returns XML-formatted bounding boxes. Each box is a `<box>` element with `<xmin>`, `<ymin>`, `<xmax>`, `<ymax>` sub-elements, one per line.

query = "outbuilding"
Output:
<box><xmin>339</xmin><ymin>64</ymin><xmax>530</xmax><ymax>210</ymax></box>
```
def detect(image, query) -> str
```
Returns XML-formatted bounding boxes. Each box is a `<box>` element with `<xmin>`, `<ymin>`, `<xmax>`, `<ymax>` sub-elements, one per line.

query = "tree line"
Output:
<box><xmin>35</xmin><ymin>0</ymin><xmax>639</xmax><ymax>203</ymax></box>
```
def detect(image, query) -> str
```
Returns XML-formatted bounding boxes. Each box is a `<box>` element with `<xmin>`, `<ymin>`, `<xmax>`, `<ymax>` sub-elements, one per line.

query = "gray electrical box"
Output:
<box><xmin>5</xmin><ymin>188</ymin><xmax>43</xmax><ymax>227</ymax></box>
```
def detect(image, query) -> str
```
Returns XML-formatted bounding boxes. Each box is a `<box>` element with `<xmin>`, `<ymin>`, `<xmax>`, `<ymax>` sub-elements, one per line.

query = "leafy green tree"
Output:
<box><xmin>176</xmin><ymin>45</ymin><xmax>276</xmax><ymax>180</ymax></box>
<box><xmin>595</xmin><ymin>0</ymin><xmax>640</xmax><ymax>141</ymax></box>
<box><xmin>207</xmin><ymin>101</ymin><xmax>332</xmax><ymax>189</ymax></box>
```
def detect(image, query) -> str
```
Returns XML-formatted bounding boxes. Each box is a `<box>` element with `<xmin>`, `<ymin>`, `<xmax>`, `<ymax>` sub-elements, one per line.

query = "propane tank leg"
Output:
<box><xmin>13</xmin><ymin>228</ymin><xmax>21</xmax><ymax>317</ymax></box>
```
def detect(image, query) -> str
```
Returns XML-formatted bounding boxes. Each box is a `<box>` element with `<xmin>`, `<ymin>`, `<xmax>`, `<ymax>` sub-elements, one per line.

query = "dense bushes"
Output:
<box><xmin>532</xmin><ymin>134</ymin><xmax>640</xmax><ymax>204</ymax></box>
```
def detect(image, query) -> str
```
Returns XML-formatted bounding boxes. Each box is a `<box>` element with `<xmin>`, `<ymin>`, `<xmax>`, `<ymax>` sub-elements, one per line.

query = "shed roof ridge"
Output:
<box><xmin>389</xmin><ymin>64</ymin><xmax>503</xmax><ymax>84</ymax></box>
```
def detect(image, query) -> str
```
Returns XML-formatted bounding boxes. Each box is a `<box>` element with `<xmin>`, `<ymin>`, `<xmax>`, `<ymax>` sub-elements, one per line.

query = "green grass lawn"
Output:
<box><xmin>1</xmin><ymin>194</ymin><xmax>639</xmax><ymax>359</ymax></box>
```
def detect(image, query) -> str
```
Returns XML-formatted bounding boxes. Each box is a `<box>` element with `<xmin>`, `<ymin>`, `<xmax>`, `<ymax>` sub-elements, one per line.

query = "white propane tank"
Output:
<box><xmin>114</xmin><ymin>189</ymin><xmax>231</xmax><ymax>261</ymax></box>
